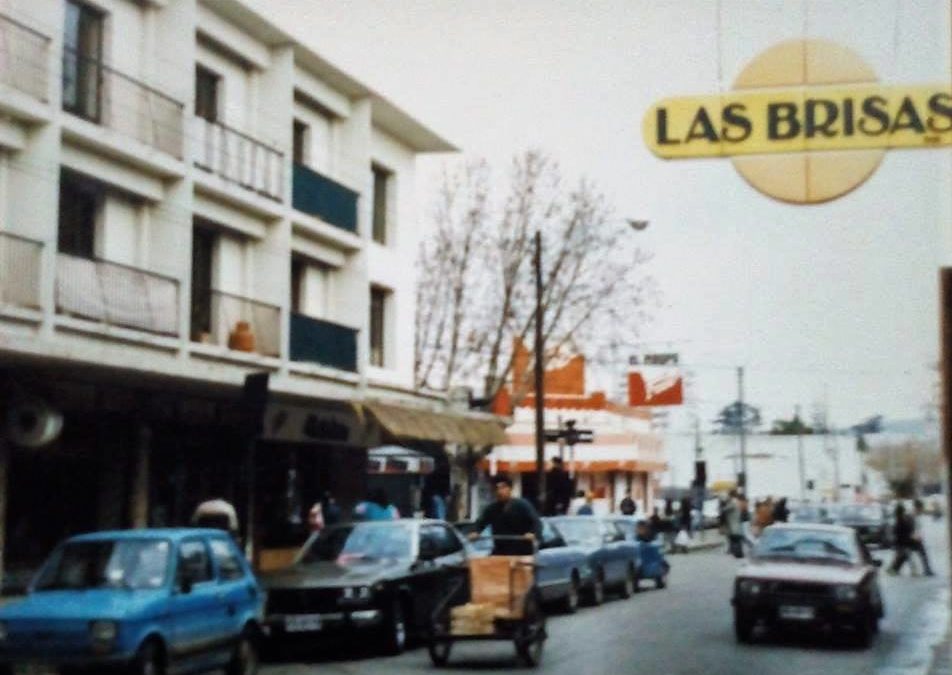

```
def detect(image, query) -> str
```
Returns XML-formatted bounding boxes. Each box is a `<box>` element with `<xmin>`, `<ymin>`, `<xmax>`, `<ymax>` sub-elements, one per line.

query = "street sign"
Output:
<box><xmin>544</xmin><ymin>420</ymin><xmax>594</xmax><ymax>445</ymax></box>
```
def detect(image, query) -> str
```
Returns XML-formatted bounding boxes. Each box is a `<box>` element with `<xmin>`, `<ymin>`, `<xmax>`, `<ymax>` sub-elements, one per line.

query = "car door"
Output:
<box><xmin>406</xmin><ymin>525</ymin><xmax>449</xmax><ymax>630</ymax></box>
<box><xmin>168</xmin><ymin>538</ymin><xmax>227</xmax><ymax>668</ymax></box>
<box><xmin>210</xmin><ymin>536</ymin><xmax>258</xmax><ymax>637</ymax></box>
<box><xmin>536</xmin><ymin>520</ymin><xmax>568</xmax><ymax>600</ymax></box>
<box><xmin>598</xmin><ymin>520</ymin><xmax>627</xmax><ymax>584</ymax></box>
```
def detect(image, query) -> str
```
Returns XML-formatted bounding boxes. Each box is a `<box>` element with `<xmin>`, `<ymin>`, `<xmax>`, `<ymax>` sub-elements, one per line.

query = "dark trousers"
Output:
<box><xmin>912</xmin><ymin>540</ymin><xmax>934</xmax><ymax>574</ymax></box>
<box><xmin>889</xmin><ymin>545</ymin><xmax>911</xmax><ymax>573</ymax></box>
<box><xmin>728</xmin><ymin>534</ymin><xmax>745</xmax><ymax>558</ymax></box>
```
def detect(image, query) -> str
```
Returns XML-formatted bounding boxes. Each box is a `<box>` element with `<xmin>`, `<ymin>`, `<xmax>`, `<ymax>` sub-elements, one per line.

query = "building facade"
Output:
<box><xmin>0</xmin><ymin>0</ymin><xmax>509</xmax><ymax>586</ymax></box>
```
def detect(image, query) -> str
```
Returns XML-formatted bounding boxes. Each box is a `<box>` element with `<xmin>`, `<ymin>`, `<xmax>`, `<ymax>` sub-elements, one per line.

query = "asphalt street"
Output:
<box><xmin>262</xmin><ymin>521</ymin><xmax>950</xmax><ymax>675</ymax></box>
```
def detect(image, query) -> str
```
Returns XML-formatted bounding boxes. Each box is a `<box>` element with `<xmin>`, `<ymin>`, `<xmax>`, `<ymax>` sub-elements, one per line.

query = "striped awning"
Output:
<box><xmin>362</xmin><ymin>402</ymin><xmax>508</xmax><ymax>447</ymax></box>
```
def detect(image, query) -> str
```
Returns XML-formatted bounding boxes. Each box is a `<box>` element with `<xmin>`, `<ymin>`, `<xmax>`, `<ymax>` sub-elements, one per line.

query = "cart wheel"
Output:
<box><xmin>428</xmin><ymin>639</ymin><xmax>453</xmax><ymax>667</ymax></box>
<box><xmin>515</xmin><ymin>589</ymin><xmax>546</xmax><ymax>667</ymax></box>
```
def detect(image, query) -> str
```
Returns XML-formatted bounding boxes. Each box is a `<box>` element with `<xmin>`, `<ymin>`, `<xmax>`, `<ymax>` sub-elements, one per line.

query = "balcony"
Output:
<box><xmin>62</xmin><ymin>47</ymin><xmax>184</xmax><ymax>159</ymax></box>
<box><xmin>292</xmin><ymin>162</ymin><xmax>358</xmax><ymax>234</ymax></box>
<box><xmin>193</xmin><ymin>117</ymin><xmax>284</xmax><ymax>202</ymax></box>
<box><xmin>290</xmin><ymin>312</ymin><xmax>358</xmax><ymax>372</ymax></box>
<box><xmin>55</xmin><ymin>253</ymin><xmax>179</xmax><ymax>336</ymax></box>
<box><xmin>0</xmin><ymin>14</ymin><xmax>50</xmax><ymax>102</ymax></box>
<box><xmin>0</xmin><ymin>232</ymin><xmax>42</xmax><ymax>310</ymax></box>
<box><xmin>192</xmin><ymin>290</ymin><xmax>280</xmax><ymax>358</ymax></box>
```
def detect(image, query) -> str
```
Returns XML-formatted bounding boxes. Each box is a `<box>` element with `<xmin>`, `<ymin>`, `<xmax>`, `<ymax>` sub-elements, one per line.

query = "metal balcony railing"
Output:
<box><xmin>0</xmin><ymin>231</ymin><xmax>42</xmax><ymax>309</ymax></box>
<box><xmin>193</xmin><ymin>116</ymin><xmax>284</xmax><ymax>201</ymax></box>
<box><xmin>292</xmin><ymin>162</ymin><xmax>358</xmax><ymax>233</ymax></box>
<box><xmin>62</xmin><ymin>47</ymin><xmax>184</xmax><ymax>159</ymax></box>
<box><xmin>56</xmin><ymin>253</ymin><xmax>180</xmax><ymax>336</ymax></box>
<box><xmin>0</xmin><ymin>14</ymin><xmax>50</xmax><ymax>102</ymax></box>
<box><xmin>192</xmin><ymin>289</ymin><xmax>280</xmax><ymax>358</ymax></box>
<box><xmin>290</xmin><ymin>312</ymin><xmax>358</xmax><ymax>372</ymax></box>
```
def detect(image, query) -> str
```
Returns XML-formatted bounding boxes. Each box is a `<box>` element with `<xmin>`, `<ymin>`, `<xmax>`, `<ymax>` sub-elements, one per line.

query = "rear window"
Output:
<box><xmin>210</xmin><ymin>539</ymin><xmax>244</xmax><ymax>581</ymax></box>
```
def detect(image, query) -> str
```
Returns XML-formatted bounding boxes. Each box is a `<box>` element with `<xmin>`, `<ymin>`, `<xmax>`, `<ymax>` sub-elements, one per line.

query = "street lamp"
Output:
<box><xmin>532</xmin><ymin>219</ymin><xmax>649</xmax><ymax>511</ymax></box>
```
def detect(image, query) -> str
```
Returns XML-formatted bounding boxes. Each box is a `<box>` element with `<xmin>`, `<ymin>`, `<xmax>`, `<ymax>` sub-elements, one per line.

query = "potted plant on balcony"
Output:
<box><xmin>228</xmin><ymin>320</ymin><xmax>256</xmax><ymax>352</ymax></box>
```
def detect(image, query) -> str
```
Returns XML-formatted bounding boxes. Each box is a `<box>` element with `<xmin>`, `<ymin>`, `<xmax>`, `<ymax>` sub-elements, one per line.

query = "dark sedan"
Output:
<box><xmin>732</xmin><ymin>523</ymin><xmax>884</xmax><ymax>647</ymax></box>
<box><xmin>546</xmin><ymin>516</ymin><xmax>638</xmax><ymax>605</ymax></box>
<box><xmin>261</xmin><ymin>520</ymin><xmax>468</xmax><ymax>655</ymax></box>
<box><xmin>835</xmin><ymin>504</ymin><xmax>889</xmax><ymax>548</ymax></box>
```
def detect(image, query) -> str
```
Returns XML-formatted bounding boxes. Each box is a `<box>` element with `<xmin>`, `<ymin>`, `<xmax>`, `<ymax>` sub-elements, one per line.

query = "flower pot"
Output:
<box><xmin>228</xmin><ymin>321</ymin><xmax>256</xmax><ymax>352</ymax></box>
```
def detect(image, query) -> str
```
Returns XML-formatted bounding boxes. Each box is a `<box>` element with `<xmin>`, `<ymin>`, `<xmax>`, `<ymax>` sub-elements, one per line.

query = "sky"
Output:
<box><xmin>258</xmin><ymin>0</ymin><xmax>952</xmax><ymax>433</ymax></box>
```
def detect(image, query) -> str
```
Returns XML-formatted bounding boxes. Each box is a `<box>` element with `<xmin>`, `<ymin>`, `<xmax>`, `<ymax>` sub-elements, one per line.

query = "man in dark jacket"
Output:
<box><xmin>888</xmin><ymin>503</ymin><xmax>915</xmax><ymax>575</ymax></box>
<box><xmin>545</xmin><ymin>457</ymin><xmax>574</xmax><ymax>516</ymax></box>
<box><xmin>473</xmin><ymin>475</ymin><xmax>542</xmax><ymax>555</ymax></box>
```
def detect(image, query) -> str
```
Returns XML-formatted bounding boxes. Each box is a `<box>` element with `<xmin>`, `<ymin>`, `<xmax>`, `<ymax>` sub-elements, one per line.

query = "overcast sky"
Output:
<box><xmin>258</xmin><ymin>0</ymin><xmax>952</xmax><ymax>432</ymax></box>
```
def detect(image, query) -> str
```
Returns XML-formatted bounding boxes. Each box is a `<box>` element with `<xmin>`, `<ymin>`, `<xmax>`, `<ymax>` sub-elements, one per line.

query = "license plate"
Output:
<box><xmin>285</xmin><ymin>614</ymin><xmax>323</xmax><ymax>633</ymax></box>
<box><xmin>779</xmin><ymin>605</ymin><xmax>815</xmax><ymax>621</ymax></box>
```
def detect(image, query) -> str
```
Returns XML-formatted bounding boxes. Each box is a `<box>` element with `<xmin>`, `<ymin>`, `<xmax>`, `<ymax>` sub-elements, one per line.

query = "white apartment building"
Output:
<box><xmin>0</xmin><ymin>0</ymin><xmax>503</xmax><ymax>582</ymax></box>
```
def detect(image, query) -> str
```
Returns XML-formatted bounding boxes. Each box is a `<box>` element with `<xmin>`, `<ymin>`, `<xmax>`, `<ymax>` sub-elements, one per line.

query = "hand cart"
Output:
<box><xmin>427</xmin><ymin>536</ymin><xmax>547</xmax><ymax>668</ymax></box>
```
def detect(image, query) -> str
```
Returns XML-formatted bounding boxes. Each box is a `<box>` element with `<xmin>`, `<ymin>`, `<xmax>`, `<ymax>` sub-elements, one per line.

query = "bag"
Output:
<box><xmin>675</xmin><ymin>529</ymin><xmax>691</xmax><ymax>548</ymax></box>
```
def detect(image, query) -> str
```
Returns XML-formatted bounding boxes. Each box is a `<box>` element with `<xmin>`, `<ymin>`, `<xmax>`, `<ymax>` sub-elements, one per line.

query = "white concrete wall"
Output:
<box><xmin>0</xmin><ymin>0</ymin><xmax>448</xmax><ymax>409</ymax></box>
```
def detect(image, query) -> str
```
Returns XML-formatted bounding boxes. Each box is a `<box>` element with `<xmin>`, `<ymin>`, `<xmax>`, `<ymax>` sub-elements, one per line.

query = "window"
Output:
<box><xmin>58</xmin><ymin>170</ymin><xmax>101</xmax><ymax>259</ymax></box>
<box><xmin>290</xmin><ymin>258</ymin><xmax>304</xmax><ymax>313</ymax></box>
<box><xmin>421</xmin><ymin>525</ymin><xmax>463</xmax><ymax>559</ymax></box>
<box><xmin>177</xmin><ymin>540</ymin><xmax>212</xmax><ymax>585</ymax></box>
<box><xmin>369</xmin><ymin>287</ymin><xmax>389</xmax><ymax>367</ymax></box>
<box><xmin>190</xmin><ymin>225</ymin><xmax>216</xmax><ymax>339</ymax></box>
<box><xmin>62</xmin><ymin>0</ymin><xmax>104</xmax><ymax>120</ymax></box>
<box><xmin>293</xmin><ymin>120</ymin><xmax>309</xmax><ymax>165</ymax></box>
<box><xmin>291</xmin><ymin>258</ymin><xmax>331</xmax><ymax>318</ymax></box>
<box><xmin>195</xmin><ymin>65</ymin><xmax>220</xmax><ymax>122</ymax></box>
<box><xmin>372</xmin><ymin>165</ymin><xmax>391</xmax><ymax>245</ymax></box>
<box><xmin>209</xmin><ymin>539</ymin><xmax>244</xmax><ymax>581</ymax></box>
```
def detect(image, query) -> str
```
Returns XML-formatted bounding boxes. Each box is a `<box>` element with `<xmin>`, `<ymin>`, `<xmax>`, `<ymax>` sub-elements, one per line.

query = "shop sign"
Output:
<box><xmin>262</xmin><ymin>402</ymin><xmax>363</xmax><ymax>445</ymax></box>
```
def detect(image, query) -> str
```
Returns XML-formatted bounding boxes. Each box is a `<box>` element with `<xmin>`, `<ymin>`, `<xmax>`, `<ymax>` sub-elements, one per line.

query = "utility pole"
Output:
<box><xmin>796</xmin><ymin>404</ymin><xmax>806</xmax><ymax>501</ymax></box>
<box><xmin>533</xmin><ymin>230</ymin><xmax>546</xmax><ymax>511</ymax></box>
<box><xmin>738</xmin><ymin>366</ymin><xmax>747</xmax><ymax>491</ymax></box>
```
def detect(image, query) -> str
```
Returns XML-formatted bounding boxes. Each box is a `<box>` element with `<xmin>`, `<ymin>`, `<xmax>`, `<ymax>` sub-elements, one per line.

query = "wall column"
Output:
<box><xmin>129</xmin><ymin>425</ymin><xmax>151</xmax><ymax>529</ymax></box>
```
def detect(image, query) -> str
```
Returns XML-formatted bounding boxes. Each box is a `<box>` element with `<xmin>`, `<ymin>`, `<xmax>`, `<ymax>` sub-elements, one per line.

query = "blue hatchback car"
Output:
<box><xmin>0</xmin><ymin>528</ymin><xmax>263</xmax><ymax>675</ymax></box>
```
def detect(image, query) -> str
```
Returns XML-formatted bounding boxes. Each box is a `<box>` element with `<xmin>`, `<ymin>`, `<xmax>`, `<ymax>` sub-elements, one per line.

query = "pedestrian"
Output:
<box><xmin>679</xmin><ymin>496</ymin><xmax>693</xmax><ymax>536</ymax></box>
<box><xmin>429</xmin><ymin>492</ymin><xmax>447</xmax><ymax>521</ymax></box>
<box><xmin>577</xmin><ymin>493</ymin><xmax>595</xmax><ymax>516</ymax></box>
<box><xmin>307</xmin><ymin>501</ymin><xmax>325</xmax><ymax>533</ymax></box>
<box><xmin>471</xmin><ymin>474</ymin><xmax>542</xmax><ymax>555</ymax></box>
<box><xmin>888</xmin><ymin>502</ymin><xmax>915</xmax><ymax>575</ymax></box>
<box><xmin>322</xmin><ymin>492</ymin><xmax>342</xmax><ymax>527</ymax></box>
<box><xmin>545</xmin><ymin>457</ymin><xmax>575</xmax><ymax>516</ymax></box>
<box><xmin>619</xmin><ymin>492</ymin><xmax>637</xmax><ymax>516</ymax></box>
<box><xmin>635</xmin><ymin>519</ymin><xmax>655</xmax><ymax>543</ymax></box>
<box><xmin>354</xmin><ymin>488</ymin><xmax>399</xmax><ymax>521</ymax></box>
<box><xmin>723</xmin><ymin>490</ymin><xmax>745</xmax><ymax>558</ymax></box>
<box><xmin>911</xmin><ymin>499</ymin><xmax>935</xmax><ymax>576</ymax></box>
<box><xmin>772</xmin><ymin>497</ymin><xmax>790</xmax><ymax>523</ymax></box>
<box><xmin>649</xmin><ymin>508</ymin><xmax>664</xmax><ymax>539</ymax></box>
<box><xmin>569</xmin><ymin>490</ymin><xmax>587</xmax><ymax>515</ymax></box>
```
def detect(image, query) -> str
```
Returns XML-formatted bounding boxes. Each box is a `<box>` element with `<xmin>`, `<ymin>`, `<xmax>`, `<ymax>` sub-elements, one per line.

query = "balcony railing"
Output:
<box><xmin>192</xmin><ymin>289</ymin><xmax>280</xmax><ymax>358</ymax></box>
<box><xmin>290</xmin><ymin>312</ymin><xmax>358</xmax><ymax>372</ymax></box>
<box><xmin>0</xmin><ymin>232</ymin><xmax>42</xmax><ymax>310</ymax></box>
<box><xmin>193</xmin><ymin>116</ymin><xmax>284</xmax><ymax>201</ymax></box>
<box><xmin>62</xmin><ymin>47</ymin><xmax>184</xmax><ymax>159</ymax></box>
<box><xmin>0</xmin><ymin>14</ymin><xmax>50</xmax><ymax>102</ymax></box>
<box><xmin>56</xmin><ymin>253</ymin><xmax>180</xmax><ymax>336</ymax></box>
<box><xmin>292</xmin><ymin>162</ymin><xmax>358</xmax><ymax>233</ymax></box>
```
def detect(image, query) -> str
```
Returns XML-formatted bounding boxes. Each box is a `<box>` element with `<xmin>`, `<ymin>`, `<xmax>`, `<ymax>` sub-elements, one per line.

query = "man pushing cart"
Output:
<box><xmin>427</xmin><ymin>475</ymin><xmax>547</xmax><ymax>667</ymax></box>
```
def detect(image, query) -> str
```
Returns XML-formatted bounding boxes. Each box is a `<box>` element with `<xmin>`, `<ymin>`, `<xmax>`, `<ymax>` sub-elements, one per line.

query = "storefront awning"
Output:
<box><xmin>362</xmin><ymin>402</ymin><xmax>508</xmax><ymax>447</ymax></box>
<box><xmin>482</xmin><ymin>459</ymin><xmax>667</xmax><ymax>474</ymax></box>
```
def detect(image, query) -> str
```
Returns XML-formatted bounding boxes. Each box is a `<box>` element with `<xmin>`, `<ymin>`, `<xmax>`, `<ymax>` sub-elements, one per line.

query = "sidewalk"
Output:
<box><xmin>929</xmin><ymin>632</ymin><xmax>951</xmax><ymax>675</ymax></box>
<box><xmin>666</xmin><ymin>529</ymin><xmax>725</xmax><ymax>554</ymax></box>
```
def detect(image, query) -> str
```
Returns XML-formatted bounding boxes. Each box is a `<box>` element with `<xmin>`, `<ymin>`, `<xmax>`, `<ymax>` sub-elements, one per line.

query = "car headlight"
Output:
<box><xmin>738</xmin><ymin>579</ymin><xmax>762</xmax><ymax>596</ymax></box>
<box><xmin>90</xmin><ymin>620</ymin><xmax>118</xmax><ymax>643</ymax></box>
<box><xmin>341</xmin><ymin>586</ymin><xmax>372</xmax><ymax>601</ymax></box>
<box><xmin>834</xmin><ymin>585</ymin><xmax>858</xmax><ymax>601</ymax></box>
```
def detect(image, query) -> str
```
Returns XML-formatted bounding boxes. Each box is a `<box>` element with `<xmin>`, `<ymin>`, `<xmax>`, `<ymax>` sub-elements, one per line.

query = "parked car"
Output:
<box><xmin>0</xmin><ymin>528</ymin><xmax>263</xmax><ymax>675</ymax></box>
<box><xmin>731</xmin><ymin>523</ymin><xmax>884</xmax><ymax>647</ymax></box>
<box><xmin>835</xmin><ymin>504</ymin><xmax>889</xmax><ymax>548</ymax></box>
<box><xmin>457</xmin><ymin>519</ymin><xmax>593</xmax><ymax>613</ymax></box>
<box><xmin>261</xmin><ymin>520</ymin><xmax>468</xmax><ymax>655</ymax></box>
<box><xmin>545</xmin><ymin>516</ymin><xmax>638</xmax><ymax>605</ymax></box>
<box><xmin>611</xmin><ymin>517</ymin><xmax>671</xmax><ymax>589</ymax></box>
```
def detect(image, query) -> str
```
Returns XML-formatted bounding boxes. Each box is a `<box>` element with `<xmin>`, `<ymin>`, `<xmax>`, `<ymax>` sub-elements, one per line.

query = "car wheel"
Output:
<box><xmin>515</xmin><ymin>589</ymin><xmax>546</xmax><ymax>667</ymax></box>
<box><xmin>131</xmin><ymin>638</ymin><xmax>165</xmax><ymax>675</ymax></box>
<box><xmin>559</xmin><ymin>573</ymin><xmax>580</xmax><ymax>614</ymax></box>
<box><xmin>585</xmin><ymin>569</ymin><xmax>605</xmax><ymax>606</ymax></box>
<box><xmin>381</xmin><ymin>599</ymin><xmax>408</xmax><ymax>655</ymax></box>
<box><xmin>619</xmin><ymin>565</ymin><xmax>636</xmax><ymax>599</ymax></box>
<box><xmin>226</xmin><ymin>630</ymin><xmax>259</xmax><ymax>675</ymax></box>
<box><xmin>428</xmin><ymin>638</ymin><xmax>453</xmax><ymax>667</ymax></box>
<box><xmin>734</xmin><ymin>610</ymin><xmax>754</xmax><ymax>644</ymax></box>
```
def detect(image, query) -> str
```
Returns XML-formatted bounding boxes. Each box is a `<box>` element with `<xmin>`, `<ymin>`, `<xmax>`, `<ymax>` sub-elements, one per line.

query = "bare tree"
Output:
<box><xmin>414</xmin><ymin>150</ymin><xmax>654</xmax><ymax>404</ymax></box>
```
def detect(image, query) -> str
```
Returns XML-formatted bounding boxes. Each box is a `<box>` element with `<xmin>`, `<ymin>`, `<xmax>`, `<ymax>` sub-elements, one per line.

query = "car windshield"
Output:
<box><xmin>753</xmin><ymin>528</ymin><xmax>859</xmax><ymax>564</ymax></box>
<box><xmin>34</xmin><ymin>539</ymin><xmax>171</xmax><ymax>591</ymax></box>
<box><xmin>549</xmin><ymin>519</ymin><xmax>601</xmax><ymax>546</ymax></box>
<box><xmin>299</xmin><ymin>522</ymin><xmax>414</xmax><ymax>565</ymax></box>
<box><xmin>838</xmin><ymin>505</ymin><xmax>880</xmax><ymax>521</ymax></box>
<box><xmin>791</xmin><ymin>507</ymin><xmax>826</xmax><ymax>522</ymax></box>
